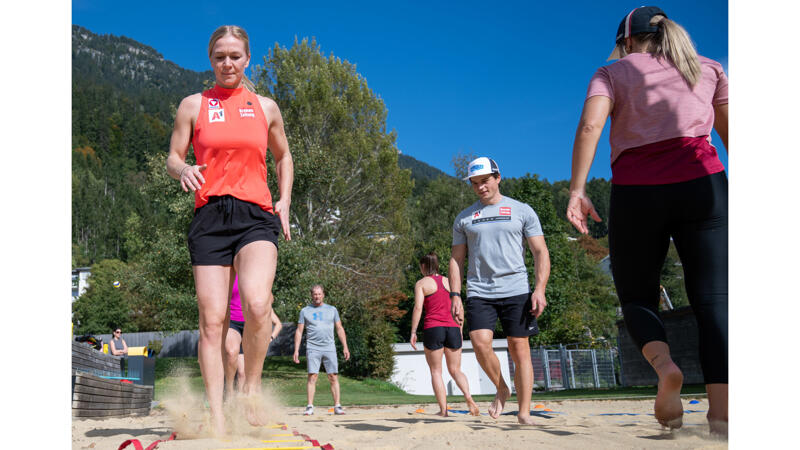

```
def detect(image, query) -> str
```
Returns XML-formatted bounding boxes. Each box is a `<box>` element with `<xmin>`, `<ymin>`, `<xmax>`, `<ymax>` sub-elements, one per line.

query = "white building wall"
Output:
<box><xmin>72</xmin><ymin>268</ymin><xmax>92</xmax><ymax>301</ymax></box>
<box><xmin>391</xmin><ymin>339</ymin><xmax>512</xmax><ymax>395</ymax></box>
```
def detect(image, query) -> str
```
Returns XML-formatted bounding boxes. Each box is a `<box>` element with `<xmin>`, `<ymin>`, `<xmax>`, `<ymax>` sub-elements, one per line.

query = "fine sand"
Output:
<box><xmin>72</xmin><ymin>397</ymin><xmax>728</xmax><ymax>449</ymax></box>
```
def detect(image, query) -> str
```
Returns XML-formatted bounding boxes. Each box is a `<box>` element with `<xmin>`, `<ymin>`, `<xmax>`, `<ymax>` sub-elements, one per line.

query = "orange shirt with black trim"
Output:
<box><xmin>192</xmin><ymin>85</ymin><xmax>273</xmax><ymax>212</ymax></box>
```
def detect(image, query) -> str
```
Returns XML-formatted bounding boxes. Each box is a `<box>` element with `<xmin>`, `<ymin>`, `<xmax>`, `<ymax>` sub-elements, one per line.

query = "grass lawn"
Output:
<box><xmin>155</xmin><ymin>356</ymin><xmax>708</xmax><ymax>408</ymax></box>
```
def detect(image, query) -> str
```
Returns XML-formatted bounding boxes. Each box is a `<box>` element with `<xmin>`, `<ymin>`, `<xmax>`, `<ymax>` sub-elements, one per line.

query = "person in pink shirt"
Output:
<box><xmin>409</xmin><ymin>252</ymin><xmax>479</xmax><ymax>417</ymax></box>
<box><xmin>566</xmin><ymin>6</ymin><xmax>728</xmax><ymax>435</ymax></box>
<box><xmin>224</xmin><ymin>275</ymin><xmax>282</xmax><ymax>396</ymax></box>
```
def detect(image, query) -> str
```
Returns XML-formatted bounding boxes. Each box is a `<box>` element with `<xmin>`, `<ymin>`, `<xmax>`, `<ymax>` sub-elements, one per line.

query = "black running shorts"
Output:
<box><xmin>423</xmin><ymin>326</ymin><xmax>462</xmax><ymax>350</ymax></box>
<box><xmin>187</xmin><ymin>195</ymin><xmax>280</xmax><ymax>265</ymax></box>
<box><xmin>229</xmin><ymin>319</ymin><xmax>245</xmax><ymax>354</ymax></box>
<box><xmin>465</xmin><ymin>293</ymin><xmax>539</xmax><ymax>337</ymax></box>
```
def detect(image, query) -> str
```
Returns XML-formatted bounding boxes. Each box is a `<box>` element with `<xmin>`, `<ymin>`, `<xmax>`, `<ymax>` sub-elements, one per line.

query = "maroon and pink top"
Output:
<box><xmin>423</xmin><ymin>275</ymin><xmax>459</xmax><ymax>330</ymax></box>
<box><xmin>586</xmin><ymin>53</ymin><xmax>728</xmax><ymax>185</ymax></box>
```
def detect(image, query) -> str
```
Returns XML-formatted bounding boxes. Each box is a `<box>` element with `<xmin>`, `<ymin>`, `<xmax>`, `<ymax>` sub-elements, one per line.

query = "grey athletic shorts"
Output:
<box><xmin>306</xmin><ymin>348</ymin><xmax>338</xmax><ymax>374</ymax></box>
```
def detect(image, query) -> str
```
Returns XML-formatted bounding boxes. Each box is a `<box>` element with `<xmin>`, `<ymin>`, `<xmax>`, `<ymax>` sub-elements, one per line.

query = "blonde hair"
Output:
<box><xmin>617</xmin><ymin>15</ymin><xmax>702</xmax><ymax>88</ymax></box>
<box><xmin>208</xmin><ymin>25</ymin><xmax>257</xmax><ymax>92</ymax></box>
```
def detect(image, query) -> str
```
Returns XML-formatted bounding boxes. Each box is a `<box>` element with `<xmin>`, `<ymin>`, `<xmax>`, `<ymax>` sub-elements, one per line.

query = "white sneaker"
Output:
<box><xmin>334</xmin><ymin>405</ymin><xmax>345</xmax><ymax>415</ymax></box>
<box><xmin>303</xmin><ymin>405</ymin><xmax>314</xmax><ymax>416</ymax></box>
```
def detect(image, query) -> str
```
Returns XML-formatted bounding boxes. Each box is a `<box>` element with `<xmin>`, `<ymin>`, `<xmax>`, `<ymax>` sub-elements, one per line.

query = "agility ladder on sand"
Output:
<box><xmin>116</xmin><ymin>424</ymin><xmax>334</xmax><ymax>450</ymax></box>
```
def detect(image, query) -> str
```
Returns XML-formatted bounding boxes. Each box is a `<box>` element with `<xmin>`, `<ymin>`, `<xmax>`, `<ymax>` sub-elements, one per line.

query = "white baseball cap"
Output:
<box><xmin>464</xmin><ymin>157</ymin><xmax>500</xmax><ymax>180</ymax></box>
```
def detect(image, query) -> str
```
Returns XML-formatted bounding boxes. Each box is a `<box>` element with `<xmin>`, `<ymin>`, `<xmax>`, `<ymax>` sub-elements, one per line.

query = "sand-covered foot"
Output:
<box><xmin>209</xmin><ymin>413</ymin><xmax>227</xmax><ymax>438</ymax></box>
<box><xmin>517</xmin><ymin>413</ymin><xmax>536</xmax><ymax>425</ymax></box>
<box><xmin>488</xmin><ymin>385</ymin><xmax>510</xmax><ymax>419</ymax></box>
<box><xmin>435</xmin><ymin>410</ymin><xmax>449</xmax><ymax>417</ymax></box>
<box><xmin>243</xmin><ymin>395</ymin><xmax>269</xmax><ymax>427</ymax></box>
<box><xmin>654</xmin><ymin>366</ymin><xmax>683</xmax><ymax>429</ymax></box>
<box><xmin>467</xmin><ymin>399</ymin><xmax>480</xmax><ymax>416</ymax></box>
<box><xmin>708</xmin><ymin>419</ymin><xmax>728</xmax><ymax>437</ymax></box>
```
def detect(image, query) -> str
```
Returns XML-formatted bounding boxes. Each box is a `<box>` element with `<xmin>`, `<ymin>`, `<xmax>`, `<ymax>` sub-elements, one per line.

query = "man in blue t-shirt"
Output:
<box><xmin>450</xmin><ymin>157</ymin><xmax>551</xmax><ymax>425</ymax></box>
<box><xmin>293</xmin><ymin>284</ymin><xmax>350</xmax><ymax>416</ymax></box>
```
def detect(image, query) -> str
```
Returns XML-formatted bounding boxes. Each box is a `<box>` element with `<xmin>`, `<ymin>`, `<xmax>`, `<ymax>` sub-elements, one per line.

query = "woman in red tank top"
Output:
<box><xmin>165</xmin><ymin>25</ymin><xmax>294</xmax><ymax>436</ymax></box>
<box><xmin>409</xmin><ymin>252</ymin><xmax>478</xmax><ymax>416</ymax></box>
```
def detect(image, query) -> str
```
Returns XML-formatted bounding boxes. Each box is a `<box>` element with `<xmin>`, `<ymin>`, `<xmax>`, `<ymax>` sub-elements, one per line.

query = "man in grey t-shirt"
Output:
<box><xmin>293</xmin><ymin>284</ymin><xmax>350</xmax><ymax>415</ymax></box>
<box><xmin>449</xmin><ymin>157</ymin><xmax>551</xmax><ymax>425</ymax></box>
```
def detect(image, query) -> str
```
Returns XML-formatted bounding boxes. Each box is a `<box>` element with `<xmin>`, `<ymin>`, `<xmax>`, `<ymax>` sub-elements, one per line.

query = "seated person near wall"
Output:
<box><xmin>110</xmin><ymin>328</ymin><xmax>128</xmax><ymax>356</ymax></box>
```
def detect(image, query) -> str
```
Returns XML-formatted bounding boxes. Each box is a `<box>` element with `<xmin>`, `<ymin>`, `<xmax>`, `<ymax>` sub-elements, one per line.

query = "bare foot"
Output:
<box><xmin>654</xmin><ymin>364</ymin><xmax>684</xmax><ymax>429</ymax></box>
<box><xmin>209</xmin><ymin>412</ymin><xmax>227</xmax><ymax>438</ymax></box>
<box><xmin>708</xmin><ymin>419</ymin><xmax>728</xmax><ymax>437</ymax></box>
<box><xmin>517</xmin><ymin>413</ymin><xmax>536</xmax><ymax>425</ymax></box>
<box><xmin>243</xmin><ymin>395</ymin><xmax>269</xmax><ymax>427</ymax></box>
<box><xmin>488</xmin><ymin>385</ymin><xmax>510</xmax><ymax>419</ymax></box>
<box><xmin>435</xmin><ymin>410</ymin><xmax>449</xmax><ymax>417</ymax></box>
<box><xmin>466</xmin><ymin>399</ymin><xmax>480</xmax><ymax>416</ymax></box>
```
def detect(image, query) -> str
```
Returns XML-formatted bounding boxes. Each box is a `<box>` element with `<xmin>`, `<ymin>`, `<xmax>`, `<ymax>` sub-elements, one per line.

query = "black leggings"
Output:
<box><xmin>609</xmin><ymin>172</ymin><xmax>727</xmax><ymax>384</ymax></box>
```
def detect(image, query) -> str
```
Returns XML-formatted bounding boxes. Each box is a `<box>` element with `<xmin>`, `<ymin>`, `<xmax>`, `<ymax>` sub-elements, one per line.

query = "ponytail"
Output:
<box><xmin>242</xmin><ymin>74</ymin><xmax>256</xmax><ymax>92</ymax></box>
<box><xmin>419</xmin><ymin>252</ymin><xmax>440</xmax><ymax>277</ymax></box>
<box><xmin>636</xmin><ymin>15</ymin><xmax>702</xmax><ymax>88</ymax></box>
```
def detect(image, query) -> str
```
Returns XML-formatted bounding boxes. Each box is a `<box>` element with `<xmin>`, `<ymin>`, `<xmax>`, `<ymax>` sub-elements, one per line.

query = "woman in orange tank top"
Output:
<box><xmin>166</xmin><ymin>25</ymin><xmax>294</xmax><ymax>436</ymax></box>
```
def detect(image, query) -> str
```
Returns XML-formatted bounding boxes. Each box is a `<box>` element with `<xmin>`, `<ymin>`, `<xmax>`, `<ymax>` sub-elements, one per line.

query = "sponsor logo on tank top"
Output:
<box><xmin>499</xmin><ymin>206</ymin><xmax>511</xmax><ymax>216</ymax></box>
<box><xmin>473</xmin><ymin>210</ymin><xmax>482</xmax><ymax>219</ymax></box>
<box><xmin>208</xmin><ymin>98</ymin><xmax>221</xmax><ymax>110</ymax></box>
<box><xmin>209</xmin><ymin>109</ymin><xmax>225</xmax><ymax>123</ymax></box>
<box><xmin>239</xmin><ymin>108</ymin><xmax>255</xmax><ymax>118</ymax></box>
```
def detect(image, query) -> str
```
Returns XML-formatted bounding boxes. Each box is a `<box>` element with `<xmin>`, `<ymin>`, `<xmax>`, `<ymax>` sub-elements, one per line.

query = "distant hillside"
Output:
<box><xmin>73</xmin><ymin>25</ymin><xmax>212</xmax><ymax>99</ymax></box>
<box><xmin>397</xmin><ymin>154</ymin><xmax>448</xmax><ymax>180</ymax></box>
<box><xmin>72</xmin><ymin>25</ymin><xmax>216</xmax><ymax>263</ymax></box>
<box><xmin>398</xmin><ymin>154</ymin><xmax>452</xmax><ymax>195</ymax></box>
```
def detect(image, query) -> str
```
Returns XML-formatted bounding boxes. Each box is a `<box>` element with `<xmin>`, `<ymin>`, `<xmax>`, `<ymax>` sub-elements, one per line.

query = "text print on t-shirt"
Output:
<box><xmin>472</xmin><ymin>216</ymin><xmax>511</xmax><ymax>225</ymax></box>
<box><xmin>239</xmin><ymin>108</ymin><xmax>255</xmax><ymax>118</ymax></box>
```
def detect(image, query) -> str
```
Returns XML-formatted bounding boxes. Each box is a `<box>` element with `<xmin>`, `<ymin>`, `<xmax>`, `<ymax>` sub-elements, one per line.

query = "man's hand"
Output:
<box><xmin>531</xmin><ymin>290</ymin><xmax>547</xmax><ymax>319</ymax></box>
<box><xmin>451</xmin><ymin>295</ymin><xmax>464</xmax><ymax>326</ymax></box>
<box><xmin>343</xmin><ymin>348</ymin><xmax>351</xmax><ymax>361</ymax></box>
<box><xmin>292</xmin><ymin>352</ymin><xmax>300</xmax><ymax>364</ymax></box>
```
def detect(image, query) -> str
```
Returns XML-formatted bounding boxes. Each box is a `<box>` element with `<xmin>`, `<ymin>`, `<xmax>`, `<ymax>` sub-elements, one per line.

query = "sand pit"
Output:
<box><xmin>72</xmin><ymin>397</ymin><xmax>727</xmax><ymax>449</ymax></box>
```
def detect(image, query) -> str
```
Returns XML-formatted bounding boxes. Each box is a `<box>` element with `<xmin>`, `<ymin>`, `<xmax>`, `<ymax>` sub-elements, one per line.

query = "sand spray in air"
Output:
<box><xmin>158</xmin><ymin>365</ymin><xmax>287</xmax><ymax>439</ymax></box>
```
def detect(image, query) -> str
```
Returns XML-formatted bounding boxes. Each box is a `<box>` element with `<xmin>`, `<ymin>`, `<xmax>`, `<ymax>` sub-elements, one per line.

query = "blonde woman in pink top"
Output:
<box><xmin>566</xmin><ymin>6</ymin><xmax>728</xmax><ymax>435</ymax></box>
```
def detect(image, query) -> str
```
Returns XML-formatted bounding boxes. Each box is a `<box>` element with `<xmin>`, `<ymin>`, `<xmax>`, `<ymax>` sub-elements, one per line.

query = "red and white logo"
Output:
<box><xmin>499</xmin><ymin>207</ymin><xmax>511</xmax><ymax>216</ymax></box>
<box><xmin>473</xmin><ymin>211</ymin><xmax>481</xmax><ymax>219</ymax></box>
<box><xmin>208</xmin><ymin>98</ymin><xmax>221</xmax><ymax>110</ymax></box>
<box><xmin>209</xmin><ymin>109</ymin><xmax>225</xmax><ymax>123</ymax></box>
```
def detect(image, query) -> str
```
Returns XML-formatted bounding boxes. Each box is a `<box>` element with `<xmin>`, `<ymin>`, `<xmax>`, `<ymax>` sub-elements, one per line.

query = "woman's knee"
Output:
<box><xmin>446</xmin><ymin>365</ymin><xmax>461</xmax><ymax>378</ymax></box>
<box><xmin>243</xmin><ymin>296</ymin><xmax>273</xmax><ymax>323</ymax></box>
<box><xmin>224</xmin><ymin>339</ymin><xmax>240</xmax><ymax>359</ymax></box>
<box><xmin>199</xmin><ymin>318</ymin><xmax>226</xmax><ymax>341</ymax></box>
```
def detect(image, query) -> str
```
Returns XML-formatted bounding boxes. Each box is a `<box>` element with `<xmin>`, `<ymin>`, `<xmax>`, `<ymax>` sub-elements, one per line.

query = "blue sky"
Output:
<box><xmin>73</xmin><ymin>0</ymin><xmax>727</xmax><ymax>181</ymax></box>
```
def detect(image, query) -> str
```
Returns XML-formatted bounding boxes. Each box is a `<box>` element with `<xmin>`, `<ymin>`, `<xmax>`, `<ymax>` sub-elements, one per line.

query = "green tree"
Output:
<box><xmin>256</xmin><ymin>38</ymin><xmax>411</xmax><ymax>244</ymax></box>
<box><xmin>251</xmin><ymin>38</ymin><xmax>413</xmax><ymax>378</ymax></box>
<box><xmin>72</xmin><ymin>259</ymin><xmax>135</xmax><ymax>335</ymax></box>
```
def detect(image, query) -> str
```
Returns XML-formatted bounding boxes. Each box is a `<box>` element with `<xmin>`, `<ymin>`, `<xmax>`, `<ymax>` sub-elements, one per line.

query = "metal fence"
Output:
<box><xmin>509</xmin><ymin>345</ymin><xmax>620</xmax><ymax>392</ymax></box>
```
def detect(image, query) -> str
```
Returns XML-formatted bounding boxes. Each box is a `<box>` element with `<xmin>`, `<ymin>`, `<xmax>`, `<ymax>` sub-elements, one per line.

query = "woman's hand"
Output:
<box><xmin>179</xmin><ymin>164</ymin><xmax>207</xmax><ymax>192</ymax></box>
<box><xmin>566</xmin><ymin>191</ymin><xmax>602</xmax><ymax>235</ymax></box>
<box><xmin>410</xmin><ymin>333</ymin><xmax>418</xmax><ymax>351</ymax></box>
<box><xmin>274</xmin><ymin>198</ymin><xmax>291</xmax><ymax>241</ymax></box>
